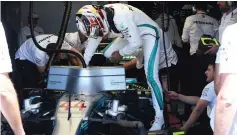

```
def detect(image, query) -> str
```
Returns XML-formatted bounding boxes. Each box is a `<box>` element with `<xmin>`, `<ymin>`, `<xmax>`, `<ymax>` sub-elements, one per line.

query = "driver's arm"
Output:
<box><xmin>114</xmin><ymin>8</ymin><xmax>142</xmax><ymax>57</ymax></box>
<box><xmin>123</xmin><ymin>48</ymin><xmax>144</xmax><ymax>70</ymax></box>
<box><xmin>83</xmin><ymin>37</ymin><xmax>102</xmax><ymax>65</ymax></box>
<box><xmin>34</xmin><ymin>50</ymin><xmax>48</xmax><ymax>73</ymax></box>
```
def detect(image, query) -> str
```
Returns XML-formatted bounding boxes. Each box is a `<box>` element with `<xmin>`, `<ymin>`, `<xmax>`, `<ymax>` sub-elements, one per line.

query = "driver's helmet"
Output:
<box><xmin>76</xmin><ymin>5</ymin><xmax>109</xmax><ymax>38</ymax></box>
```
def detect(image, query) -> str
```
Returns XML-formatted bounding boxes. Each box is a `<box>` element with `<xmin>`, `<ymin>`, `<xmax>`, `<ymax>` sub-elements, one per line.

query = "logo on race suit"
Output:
<box><xmin>120</xmin><ymin>23</ymin><xmax>125</xmax><ymax>29</ymax></box>
<box><xmin>220</xmin><ymin>47</ymin><xmax>229</xmax><ymax>61</ymax></box>
<box><xmin>120</xmin><ymin>27</ymin><xmax>131</xmax><ymax>38</ymax></box>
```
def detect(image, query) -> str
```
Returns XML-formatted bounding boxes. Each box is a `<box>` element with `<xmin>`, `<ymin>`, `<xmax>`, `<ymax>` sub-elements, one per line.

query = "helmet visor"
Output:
<box><xmin>76</xmin><ymin>15</ymin><xmax>91</xmax><ymax>37</ymax></box>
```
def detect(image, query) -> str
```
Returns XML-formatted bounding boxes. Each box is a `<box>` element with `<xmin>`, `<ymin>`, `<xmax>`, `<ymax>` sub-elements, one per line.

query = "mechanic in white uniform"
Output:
<box><xmin>181</xmin><ymin>3</ymin><xmax>219</xmax><ymax>97</ymax></box>
<box><xmin>213</xmin><ymin>23</ymin><xmax>237</xmax><ymax>135</ymax></box>
<box><xmin>18</xmin><ymin>13</ymin><xmax>44</xmax><ymax>47</ymax></box>
<box><xmin>167</xmin><ymin>59</ymin><xmax>216</xmax><ymax>134</ymax></box>
<box><xmin>76</xmin><ymin>3</ymin><xmax>165</xmax><ymax>131</ymax></box>
<box><xmin>208</xmin><ymin>3</ymin><xmax>237</xmax><ymax>130</ymax></box>
<box><xmin>181</xmin><ymin>4</ymin><xmax>219</xmax><ymax>126</ymax></box>
<box><xmin>197</xmin><ymin>2</ymin><xmax>237</xmax><ymax>133</ymax></box>
<box><xmin>213</xmin><ymin>1</ymin><xmax>237</xmax><ymax>95</ymax></box>
<box><xmin>154</xmin><ymin>11</ymin><xmax>181</xmax><ymax>91</ymax></box>
<box><xmin>0</xmin><ymin>22</ymin><xmax>25</xmax><ymax>135</ymax></box>
<box><xmin>15</xmin><ymin>34</ymin><xmax>82</xmax><ymax>88</ymax></box>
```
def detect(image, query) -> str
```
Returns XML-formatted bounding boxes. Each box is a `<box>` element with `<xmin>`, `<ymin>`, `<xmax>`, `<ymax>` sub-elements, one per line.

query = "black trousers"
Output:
<box><xmin>125</xmin><ymin>67</ymin><xmax>147</xmax><ymax>86</ymax></box>
<box><xmin>181</xmin><ymin>53</ymin><xmax>215</xmax><ymax>129</ymax></box>
<box><xmin>15</xmin><ymin>59</ymin><xmax>42</xmax><ymax>89</ymax></box>
<box><xmin>187</xmin><ymin>119</ymin><xmax>213</xmax><ymax>135</ymax></box>
<box><xmin>159</xmin><ymin>63</ymin><xmax>180</xmax><ymax>91</ymax></box>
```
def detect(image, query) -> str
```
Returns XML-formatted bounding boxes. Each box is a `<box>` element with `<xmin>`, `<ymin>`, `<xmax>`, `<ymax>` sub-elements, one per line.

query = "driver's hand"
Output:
<box><xmin>180</xmin><ymin>126</ymin><xmax>187</xmax><ymax>134</ymax></box>
<box><xmin>111</xmin><ymin>51</ymin><xmax>123</xmax><ymax>61</ymax></box>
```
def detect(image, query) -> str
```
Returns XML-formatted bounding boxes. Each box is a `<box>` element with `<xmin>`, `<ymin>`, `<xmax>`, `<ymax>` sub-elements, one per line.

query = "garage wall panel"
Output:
<box><xmin>21</xmin><ymin>1</ymin><xmax>93</xmax><ymax>34</ymax></box>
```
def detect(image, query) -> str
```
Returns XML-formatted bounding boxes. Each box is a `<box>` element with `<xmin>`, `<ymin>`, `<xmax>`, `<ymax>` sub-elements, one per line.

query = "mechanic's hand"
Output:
<box><xmin>196</xmin><ymin>49</ymin><xmax>203</xmax><ymax>56</ymax></box>
<box><xmin>111</xmin><ymin>51</ymin><xmax>123</xmax><ymax>61</ymax></box>
<box><xmin>167</xmin><ymin>91</ymin><xmax>179</xmax><ymax>100</ymax></box>
<box><xmin>204</xmin><ymin>43</ymin><xmax>219</xmax><ymax>55</ymax></box>
<box><xmin>180</xmin><ymin>126</ymin><xmax>187</xmax><ymax>133</ymax></box>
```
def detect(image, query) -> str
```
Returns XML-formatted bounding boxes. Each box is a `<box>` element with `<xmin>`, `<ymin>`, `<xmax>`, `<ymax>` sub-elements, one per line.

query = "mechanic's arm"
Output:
<box><xmin>204</xmin><ymin>21</ymin><xmax>220</xmax><ymax>55</ymax></box>
<box><xmin>69</xmin><ymin>56</ymin><xmax>82</xmax><ymax>66</ymax></box>
<box><xmin>0</xmin><ymin>73</ymin><xmax>25</xmax><ymax>135</ymax></box>
<box><xmin>115</xmin><ymin>11</ymin><xmax>142</xmax><ymax>57</ymax></box>
<box><xmin>168</xmin><ymin>91</ymin><xmax>199</xmax><ymax>105</ymax></box>
<box><xmin>214</xmin><ymin>48</ymin><xmax>221</xmax><ymax>94</ymax></box>
<box><xmin>67</xmin><ymin>47</ymin><xmax>83</xmax><ymax>66</ymax></box>
<box><xmin>214</xmin><ymin>63</ymin><xmax>220</xmax><ymax>94</ymax></box>
<box><xmin>36</xmin><ymin>44</ymin><xmax>84</xmax><ymax>72</ymax></box>
<box><xmin>37</xmin><ymin>66</ymin><xmax>46</xmax><ymax>73</ymax></box>
<box><xmin>178</xmin><ymin>94</ymin><xmax>200</xmax><ymax>105</ymax></box>
<box><xmin>0</xmin><ymin>23</ymin><xmax>25</xmax><ymax>135</ymax></box>
<box><xmin>215</xmin><ymin>73</ymin><xmax>237</xmax><ymax>135</ymax></box>
<box><xmin>34</xmin><ymin>51</ymin><xmax>48</xmax><ymax>73</ymax></box>
<box><xmin>214</xmin><ymin>22</ymin><xmax>219</xmax><ymax>41</ymax></box>
<box><xmin>181</xmin><ymin>100</ymin><xmax>209</xmax><ymax>132</ymax></box>
<box><xmin>215</xmin><ymin>26</ymin><xmax>237</xmax><ymax>135</ymax></box>
<box><xmin>37</xmin><ymin>56</ymin><xmax>82</xmax><ymax>73</ymax></box>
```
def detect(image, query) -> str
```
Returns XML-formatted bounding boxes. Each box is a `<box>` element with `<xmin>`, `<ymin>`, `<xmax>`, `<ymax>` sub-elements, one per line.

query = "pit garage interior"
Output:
<box><xmin>1</xmin><ymin>1</ymin><xmax>223</xmax><ymax>135</ymax></box>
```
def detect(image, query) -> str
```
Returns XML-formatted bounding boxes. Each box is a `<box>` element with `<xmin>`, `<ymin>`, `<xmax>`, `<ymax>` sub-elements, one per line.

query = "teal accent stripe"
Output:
<box><xmin>138</xmin><ymin>24</ymin><xmax>164</xmax><ymax>110</ymax></box>
<box><xmin>103</xmin><ymin>38</ymin><xmax>116</xmax><ymax>55</ymax></box>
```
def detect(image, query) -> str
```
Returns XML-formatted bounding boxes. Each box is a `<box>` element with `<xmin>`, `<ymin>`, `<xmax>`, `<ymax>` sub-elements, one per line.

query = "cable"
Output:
<box><xmin>161</xmin><ymin>2</ymin><xmax>171</xmax><ymax>93</ymax></box>
<box><xmin>68</xmin><ymin>94</ymin><xmax>72</xmax><ymax>120</ymax></box>
<box><xmin>161</xmin><ymin>1</ymin><xmax>171</xmax><ymax>129</ymax></box>
<box><xmin>170</xmin><ymin>17</ymin><xmax>177</xmax><ymax>45</ymax></box>
<box><xmin>151</xmin><ymin>1</ymin><xmax>170</xmax><ymax>32</ymax></box>
<box><xmin>45</xmin><ymin>1</ymin><xmax>72</xmax><ymax>72</ymax></box>
<box><xmin>161</xmin><ymin>3</ymin><xmax>170</xmax><ymax>32</ymax></box>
